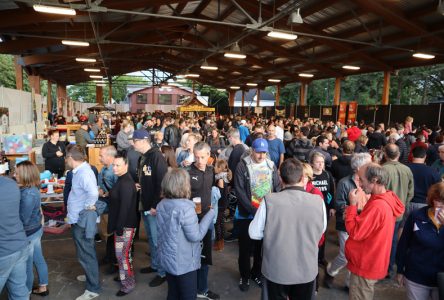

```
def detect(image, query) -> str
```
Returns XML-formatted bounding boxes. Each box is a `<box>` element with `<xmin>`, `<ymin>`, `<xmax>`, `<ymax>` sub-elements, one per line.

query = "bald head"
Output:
<box><xmin>384</xmin><ymin>143</ymin><xmax>400</xmax><ymax>161</ymax></box>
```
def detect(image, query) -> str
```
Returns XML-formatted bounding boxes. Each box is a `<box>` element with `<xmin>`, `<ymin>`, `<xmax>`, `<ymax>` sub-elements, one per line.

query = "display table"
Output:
<box><xmin>56</xmin><ymin>124</ymin><xmax>80</xmax><ymax>143</ymax></box>
<box><xmin>5</xmin><ymin>150</ymin><xmax>36</xmax><ymax>164</ymax></box>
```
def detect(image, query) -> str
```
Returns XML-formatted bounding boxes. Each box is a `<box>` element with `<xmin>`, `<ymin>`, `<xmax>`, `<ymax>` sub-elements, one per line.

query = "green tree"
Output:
<box><xmin>68</xmin><ymin>75</ymin><xmax>148</xmax><ymax>103</ymax></box>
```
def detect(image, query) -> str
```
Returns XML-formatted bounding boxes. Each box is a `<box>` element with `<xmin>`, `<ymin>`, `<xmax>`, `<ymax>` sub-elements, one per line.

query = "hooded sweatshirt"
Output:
<box><xmin>345</xmin><ymin>190</ymin><xmax>404</xmax><ymax>279</ymax></box>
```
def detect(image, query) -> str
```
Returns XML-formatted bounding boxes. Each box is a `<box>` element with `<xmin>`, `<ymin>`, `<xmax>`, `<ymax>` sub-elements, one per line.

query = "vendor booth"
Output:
<box><xmin>178</xmin><ymin>97</ymin><xmax>215</xmax><ymax>116</ymax></box>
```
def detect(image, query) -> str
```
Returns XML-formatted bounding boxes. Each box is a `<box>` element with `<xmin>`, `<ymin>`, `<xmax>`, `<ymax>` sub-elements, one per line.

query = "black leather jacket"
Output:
<box><xmin>164</xmin><ymin>125</ymin><xmax>181</xmax><ymax>149</ymax></box>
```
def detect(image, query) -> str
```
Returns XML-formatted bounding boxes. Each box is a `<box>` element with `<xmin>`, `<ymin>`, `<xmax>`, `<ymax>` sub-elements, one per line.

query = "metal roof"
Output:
<box><xmin>0</xmin><ymin>0</ymin><xmax>443</xmax><ymax>88</ymax></box>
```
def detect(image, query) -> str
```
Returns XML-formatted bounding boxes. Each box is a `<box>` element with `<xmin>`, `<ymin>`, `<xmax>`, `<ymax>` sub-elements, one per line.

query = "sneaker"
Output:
<box><xmin>94</xmin><ymin>234</ymin><xmax>102</xmax><ymax>243</ymax></box>
<box><xmin>324</xmin><ymin>273</ymin><xmax>334</xmax><ymax>289</ymax></box>
<box><xmin>76</xmin><ymin>275</ymin><xmax>86</xmax><ymax>282</ymax></box>
<box><xmin>224</xmin><ymin>235</ymin><xmax>238</xmax><ymax>243</ymax></box>
<box><xmin>75</xmin><ymin>290</ymin><xmax>99</xmax><ymax>300</ymax></box>
<box><xmin>251</xmin><ymin>276</ymin><xmax>263</xmax><ymax>287</ymax></box>
<box><xmin>149</xmin><ymin>275</ymin><xmax>166</xmax><ymax>287</ymax></box>
<box><xmin>140</xmin><ymin>266</ymin><xmax>157</xmax><ymax>274</ymax></box>
<box><xmin>197</xmin><ymin>290</ymin><xmax>220</xmax><ymax>299</ymax></box>
<box><xmin>239</xmin><ymin>278</ymin><xmax>249</xmax><ymax>292</ymax></box>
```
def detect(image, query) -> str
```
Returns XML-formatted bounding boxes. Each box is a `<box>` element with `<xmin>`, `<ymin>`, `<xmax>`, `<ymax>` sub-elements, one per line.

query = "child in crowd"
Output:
<box><xmin>213</xmin><ymin>159</ymin><xmax>232</xmax><ymax>251</ymax></box>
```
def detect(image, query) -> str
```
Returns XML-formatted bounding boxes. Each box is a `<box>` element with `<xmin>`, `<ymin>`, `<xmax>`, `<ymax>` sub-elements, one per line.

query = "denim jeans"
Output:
<box><xmin>26</xmin><ymin>227</ymin><xmax>48</xmax><ymax>291</ymax></box>
<box><xmin>197</xmin><ymin>264</ymin><xmax>209</xmax><ymax>294</ymax></box>
<box><xmin>388</xmin><ymin>221</ymin><xmax>402</xmax><ymax>274</ymax></box>
<box><xmin>0</xmin><ymin>243</ymin><xmax>30</xmax><ymax>300</ymax></box>
<box><xmin>72</xmin><ymin>224</ymin><xmax>101</xmax><ymax>293</ymax></box>
<box><xmin>33</xmin><ymin>229</ymin><xmax>49</xmax><ymax>287</ymax></box>
<box><xmin>141</xmin><ymin>212</ymin><xmax>165</xmax><ymax>277</ymax></box>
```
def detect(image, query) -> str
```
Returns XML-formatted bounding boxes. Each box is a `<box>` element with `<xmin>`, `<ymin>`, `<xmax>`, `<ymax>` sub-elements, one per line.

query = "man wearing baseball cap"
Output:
<box><xmin>233</xmin><ymin>138</ymin><xmax>281</xmax><ymax>292</ymax></box>
<box><xmin>131</xmin><ymin>129</ymin><xmax>169</xmax><ymax>287</ymax></box>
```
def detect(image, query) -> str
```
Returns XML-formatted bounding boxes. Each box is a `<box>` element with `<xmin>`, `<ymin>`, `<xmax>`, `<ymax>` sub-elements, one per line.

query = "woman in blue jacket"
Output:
<box><xmin>156</xmin><ymin>168</ymin><xmax>215</xmax><ymax>300</ymax></box>
<box><xmin>16</xmin><ymin>161</ymin><xmax>49</xmax><ymax>296</ymax></box>
<box><xmin>396</xmin><ymin>182</ymin><xmax>444</xmax><ymax>300</ymax></box>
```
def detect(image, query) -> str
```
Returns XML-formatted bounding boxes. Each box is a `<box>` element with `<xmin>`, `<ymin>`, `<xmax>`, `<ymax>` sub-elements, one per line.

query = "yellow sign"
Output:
<box><xmin>178</xmin><ymin>105</ymin><xmax>215</xmax><ymax>112</ymax></box>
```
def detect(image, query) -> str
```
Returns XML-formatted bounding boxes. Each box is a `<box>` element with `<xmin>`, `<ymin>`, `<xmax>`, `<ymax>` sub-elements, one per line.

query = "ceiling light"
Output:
<box><xmin>246</xmin><ymin>83</ymin><xmax>257</xmax><ymax>86</ymax></box>
<box><xmin>33</xmin><ymin>4</ymin><xmax>76</xmax><ymax>15</ymax></box>
<box><xmin>438</xmin><ymin>0</ymin><xmax>444</xmax><ymax>15</ymax></box>
<box><xmin>224</xmin><ymin>42</ymin><xmax>246</xmax><ymax>59</ymax></box>
<box><xmin>76</xmin><ymin>57</ymin><xmax>96</xmax><ymax>63</ymax></box>
<box><xmin>412</xmin><ymin>52</ymin><xmax>435</xmax><ymax>59</ymax></box>
<box><xmin>216</xmin><ymin>89</ymin><xmax>226</xmax><ymax>92</ymax></box>
<box><xmin>299</xmin><ymin>73</ymin><xmax>314</xmax><ymax>78</ymax></box>
<box><xmin>268</xmin><ymin>79</ymin><xmax>281</xmax><ymax>83</ymax></box>
<box><xmin>342</xmin><ymin>65</ymin><xmax>360</xmax><ymax>70</ymax></box>
<box><xmin>230</xmin><ymin>86</ymin><xmax>240</xmax><ymax>90</ymax></box>
<box><xmin>200</xmin><ymin>60</ymin><xmax>218</xmax><ymax>70</ymax></box>
<box><xmin>176</xmin><ymin>78</ymin><xmax>187</xmax><ymax>83</ymax></box>
<box><xmin>93</xmin><ymin>80</ymin><xmax>106</xmax><ymax>83</ymax></box>
<box><xmin>84</xmin><ymin>68</ymin><xmax>100</xmax><ymax>72</ymax></box>
<box><xmin>96</xmin><ymin>84</ymin><xmax>106</xmax><ymax>87</ymax></box>
<box><xmin>267</xmin><ymin>31</ymin><xmax>297</xmax><ymax>40</ymax></box>
<box><xmin>62</xmin><ymin>40</ymin><xmax>89</xmax><ymax>47</ymax></box>
<box><xmin>288</xmin><ymin>8</ymin><xmax>303</xmax><ymax>24</ymax></box>
<box><xmin>90</xmin><ymin>75</ymin><xmax>103</xmax><ymax>79</ymax></box>
<box><xmin>185</xmin><ymin>73</ymin><xmax>200</xmax><ymax>78</ymax></box>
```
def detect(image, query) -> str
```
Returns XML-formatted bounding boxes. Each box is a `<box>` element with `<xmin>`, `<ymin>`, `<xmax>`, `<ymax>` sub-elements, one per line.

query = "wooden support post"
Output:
<box><xmin>229</xmin><ymin>90</ymin><xmax>235</xmax><ymax>107</ymax></box>
<box><xmin>28</xmin><ymin>75</ymin><xmax>41</xmax><ymax>95</ymax></box>
<box><xmin>56</xmin><ymin>84</ymin><xmax>66</xmax><ymax>115</ymax></box>
<box><xmin>96</xmin><ymin>85</ymin><xmax>104</xmax><ymax>105</ymax></box>
<box><xmin>14</xmin><ymin>56</ymin><xmax>23</xmax><ymax>90</ymax></box>
<box><xmin>382</xmin><ymin>71</ymin><xmax>390</xmax><ymax>105</ymax></box>
<box><xmin>241</xmin><ymin>90</ymin><xmax>245</xmax><ymax>114</ymax></box>
<box><xmin>256</xmin><ymin>88</ymin><xmax>261</xmax><ymax>107</ymax></box>
<box><xmin>300</xmin><ymin>82</ymin><xmax>308</xmax><ymax>106</ymax></box>
<box><xmin>334</xmin><ymin>78</ymin><xmax>341</xmax><ymax>105</ymax></box>
<box><xmin>108</xmin><ymin>82</ymin><xmax>113</xmax><ymax>104</ymax></box>
<box><xmin>47</xmin><ymin>80</ymin><xmax>52</xmax><ymax>114</ymax></box>
<box><xmin>275</xmin><ymin>85</ymin><xmax>281</xmax><ymax>106</ymax></box>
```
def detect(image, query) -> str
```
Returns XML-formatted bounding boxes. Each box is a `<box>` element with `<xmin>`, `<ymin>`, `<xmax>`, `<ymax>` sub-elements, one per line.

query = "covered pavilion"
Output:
<box><xmin>1</xmin><ymin>0</ymin><xmax>444</xmax><ymax>110</ymax></box>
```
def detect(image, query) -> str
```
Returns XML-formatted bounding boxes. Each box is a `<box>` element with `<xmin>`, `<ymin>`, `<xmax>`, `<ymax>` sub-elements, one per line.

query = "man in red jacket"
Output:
<box><xmin>345</xmin><ymin>163</ymin><xmax>404</xmax><ymax>300</ymax></box>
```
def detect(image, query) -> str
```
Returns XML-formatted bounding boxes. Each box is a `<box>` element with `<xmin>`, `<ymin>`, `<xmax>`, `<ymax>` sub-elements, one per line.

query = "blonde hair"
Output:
<box><xmin>16</xmin><ymin>161</ymin><xmax>40</xmax><ymax>188</ymax></box>
<box><xmin>214</xmin><ymin>159</ymin><xmax>233</xmax><ymax>181</ymax></box>
<box><xmin>405</xmin><ymin>116</ymin><xmax>414</xmax><ymax>123</ymax></box>
<box><xmin>302</xmin><ymin>163</ymin><xmax>314</xmax><ymax>181</ymax></box>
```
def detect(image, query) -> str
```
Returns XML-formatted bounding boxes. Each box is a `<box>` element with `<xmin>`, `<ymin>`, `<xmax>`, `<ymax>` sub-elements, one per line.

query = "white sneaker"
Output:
<box><xmin>76</xmin><ymin>275</ymin><xmax>86</xmax><ymax>282</ymax></box>
<box><xmin>75</xmin><ymin>290</ymin><xmax>99</xmax><ymax>300</ymax></box>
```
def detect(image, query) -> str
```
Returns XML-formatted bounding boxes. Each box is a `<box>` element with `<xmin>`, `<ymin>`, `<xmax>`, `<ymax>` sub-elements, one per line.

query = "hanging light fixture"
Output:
<box><xmin>267</xmin><ymin>30</ymin><xmax>297</xmax><ymax>40</ymax></box>
<box><xmin>84</xmin><ymin>68</ymin><xmax>101</xmax><ymax>72</ymax></box>
<box><xmin>184</xmin><ymin>73</ymin><xmax>200</xmax><ymax>78</ymax></box>
<box><xmin>288</xmin><ymin>8</ymin><xmax>303</xmax><ymax>24</ymax></box>
<box><xmin>216</xmin><ymin>89</ymin><xmax>226</xmax><ymax>92</ymax></box>
<box><xmin>438</xmin><ymin>0</ymin><xmax>444</xmax><ymax>15</ymax></box>
<box><xmin>76</xmin><ymin>57</ymin><xmax>96</xmax><ymax>63</ymax></box>
<box><xmin>33</xmin><ymin>4</ymin><xmax>76</xmax><ymax>15</ymax></box>
<box><xmin>200</xmin><ymin>60</ymin><xmax>218</xmax><ymax>70</ymax></box>
<box><xmin>342</xmin><ymin>65</ymin><xmax>360</xmax><ymax>70</ymax></box>
<box><xmin>96</xmin><ymin>84</ymin><xmax>106</xmax><ymax>87</ymax></box>
<box><xmin>90</xmin><ymin>75</ymin><xmax>103</xmax><ymax>79</ymax></box>
<box><xmin>246</xmin><ymin>83</ymin><xmax>258</xmax><ymax>86</ymax></box>
<box><xmin>268</xmin><ymin>79</ymin><xmax>281</xmax><ymax>83</ymax></box>
<box><xmin>230</xmin><ymin>86</ymin><xmax>240</xmax><ymax>89</ymax></box>
<box><xmin>412</xmin><ymin>52</ymin><xmax>435</xmax><ymax>59</ymax></box>
<box><xmin>93</xmin><ymin>80</ymin><xmax>106</xmax><ymax>83</ymax></box>
<box><xmin>62</xmin><ymin>40</ymin><xmax>89</xmax><ymax>47</ymax></box>
<box><xmin>224</xmin><ymin>42</ymin><xmax>246</xmax><ymax>59</ymax></box>
<box><xmin>299</xmin><ymin>73</ymin><xmax>314</xmax><ymax>78</ymax></box>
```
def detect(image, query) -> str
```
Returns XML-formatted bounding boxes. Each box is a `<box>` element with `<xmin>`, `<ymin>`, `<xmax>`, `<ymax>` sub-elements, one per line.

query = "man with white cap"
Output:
<box><xmin>233</xmin><ymin>138</ymin><xmax>281</xmax><ymax>292</ymax></box>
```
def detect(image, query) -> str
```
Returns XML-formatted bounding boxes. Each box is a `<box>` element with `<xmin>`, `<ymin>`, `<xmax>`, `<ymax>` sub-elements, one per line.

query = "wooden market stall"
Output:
<box><xmin>178</xmin><ymin>98</ymin><xmax>215</xmax><ymax>116</ymax></box>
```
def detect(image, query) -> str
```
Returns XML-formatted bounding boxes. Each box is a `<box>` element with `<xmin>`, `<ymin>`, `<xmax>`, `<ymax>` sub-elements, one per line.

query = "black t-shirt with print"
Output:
<box><xmin>312</xmin><ymin>170</ymin><xmax>335</xmax><ymax>210</ymax></box>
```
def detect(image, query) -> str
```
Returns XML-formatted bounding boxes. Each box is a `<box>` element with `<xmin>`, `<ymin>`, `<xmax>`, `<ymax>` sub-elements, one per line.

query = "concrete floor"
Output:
<box><xmin>1</xmin><ymin>222</ymin><xmax>406</xmax><ymax>300</ymax></box>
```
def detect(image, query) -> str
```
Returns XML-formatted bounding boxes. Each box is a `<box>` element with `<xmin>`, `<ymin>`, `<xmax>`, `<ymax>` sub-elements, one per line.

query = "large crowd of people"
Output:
<box><xmin>1</xmin><ymin>111</ymin><xmax>444</xmax><ymax>300</ymax></box>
